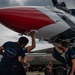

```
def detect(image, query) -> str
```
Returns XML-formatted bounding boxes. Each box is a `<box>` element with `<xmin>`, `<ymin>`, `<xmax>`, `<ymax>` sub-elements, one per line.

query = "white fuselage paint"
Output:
<box><xmin>33</xmin><ymin>6</ymin><xmax>71</xmax><ymax>40</ymax></box>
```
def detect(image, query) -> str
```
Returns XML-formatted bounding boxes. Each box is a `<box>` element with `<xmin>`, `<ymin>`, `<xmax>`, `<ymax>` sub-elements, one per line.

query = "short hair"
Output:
<box><xmin>61</xmin><ymin>41</ymin><xmax>69</xmax><ymax>48</ymax></box>
<box><xmin>18</xmin><ymin>37</ymin><xmax>29</xmax><ymax>45</ymax></box>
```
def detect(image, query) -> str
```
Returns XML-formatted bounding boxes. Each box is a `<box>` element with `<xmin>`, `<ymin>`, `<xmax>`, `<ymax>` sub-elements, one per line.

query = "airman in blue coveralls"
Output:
<box><xmin>0</xmin><ymin>31</ymin><xmax>36</xmax><ymax>75</ymax></box>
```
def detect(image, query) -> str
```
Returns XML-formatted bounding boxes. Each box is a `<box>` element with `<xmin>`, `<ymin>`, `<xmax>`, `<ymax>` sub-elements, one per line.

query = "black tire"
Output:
<box><xmin>55</xmin><ymin>67</ymin><xmax>66</xmax><ymax>75</ymax></box>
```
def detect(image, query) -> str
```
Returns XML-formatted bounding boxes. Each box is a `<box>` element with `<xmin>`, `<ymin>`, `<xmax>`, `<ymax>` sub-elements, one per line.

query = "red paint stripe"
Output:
<box><xmin>0</xmin><ymin>7</ymin><xmax>55</xmax><ymax>33</ymax></box>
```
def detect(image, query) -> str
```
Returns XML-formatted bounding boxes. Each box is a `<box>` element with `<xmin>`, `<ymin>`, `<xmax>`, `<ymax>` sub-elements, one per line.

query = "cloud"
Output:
<box><xmin>9</xmin><ymin>0</ymin><xmax>20</xmax><ymax>6</ymax></box>
<box><xmin>0</xmin><ymin>24</ymin><xmax>19</xmax><ymax>45</ymax></box>
<box><xmin>0</xmin><ymin>0</ymin><xmax>53</xmax><ymax>7</ymax></box>
<box><xmin>0</xmin><ymin>0</ymin><xmax>28</xmax><ymax>7</ymax></box>
<box><xmin>58</xmin><ymin>0</ymin><xmax>75</xmax><ymax>8</ymax></box>
<box><xmin>0</xmin><ymin>0</ymin><xmax>20</xmax><ymax>7</ymax></box>
<box><xmin>0</xmin><ymin>0</ymin><xmax>75</xmax><ymax>8</ymax></box>
<box><xmin>10</xmin><ymin>0</ymin><xmax>53</xmax><ymax>6</ymax></box>
<box><xmin>23</xmin><ymin>0</ymin><xmax>53</xmax><ymax>6</ymax></box>
<box><xmin>0</xmin><ymin>0</ymin><xmax>10</xmax><ymax>7</ymax></box>
<box><xmin>16</xmin><ymin>0</ymin><xmax>28</xmax><ymax>5</ymax></box>
<box><xmin>10</xmin><ymin>0</ymin><xmax>27</xmax><ymax>6</ymax></box>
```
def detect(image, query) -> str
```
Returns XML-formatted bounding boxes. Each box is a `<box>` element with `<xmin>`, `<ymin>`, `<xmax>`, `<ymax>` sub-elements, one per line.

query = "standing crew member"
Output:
<box><xmin>0</xmin><ymin>31</ymin><xmax>36</xmax><ymax>75</ymax></box>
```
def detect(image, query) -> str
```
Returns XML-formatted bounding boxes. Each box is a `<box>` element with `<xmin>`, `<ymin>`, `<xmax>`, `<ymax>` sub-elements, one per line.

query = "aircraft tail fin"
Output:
<box><xmin>52</xmin><ymin>0</ymin><xmax>58</xmax><ymax>6</ymax></box>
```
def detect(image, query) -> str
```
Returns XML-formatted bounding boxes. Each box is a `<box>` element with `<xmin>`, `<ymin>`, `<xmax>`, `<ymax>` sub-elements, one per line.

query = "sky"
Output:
<box><xmin>0</xmin><ymin>0</ymin><xmax>75</xmax><ymax>8</ymax></box>
<box><xmin>0</xmin><ymin>0</ymin><xmax>75</xmax><ymax>51</ymax></box>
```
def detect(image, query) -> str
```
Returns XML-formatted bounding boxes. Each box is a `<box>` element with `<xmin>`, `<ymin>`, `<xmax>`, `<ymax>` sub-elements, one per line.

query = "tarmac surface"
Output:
<box><xmin>27</xmin><ymin>72</ymin><xmax>44</xmax><ymax>75</ymax></box>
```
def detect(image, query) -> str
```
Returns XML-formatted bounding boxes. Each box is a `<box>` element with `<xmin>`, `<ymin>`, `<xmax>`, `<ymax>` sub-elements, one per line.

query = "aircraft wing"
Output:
<box><xmin>31</xmin><ymin>48</ymin><xmax>53</xmax><ymax>53</ymax></box>
<box><xmin>0</xmin><ymin>6</ymin><xmax>72</xmax><ymax>40</ymax></box>
<box><xmin>0</xmin><ymin>5</ymin><xmax>75</xmax><ymax>43</ymax></box>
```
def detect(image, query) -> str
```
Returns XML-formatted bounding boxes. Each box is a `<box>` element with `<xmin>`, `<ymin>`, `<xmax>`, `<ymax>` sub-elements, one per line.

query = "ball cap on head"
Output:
<box><xmin>18</xmin><ymin>37</ymin><xmax>29</xmax><ymax>45</ymax></box>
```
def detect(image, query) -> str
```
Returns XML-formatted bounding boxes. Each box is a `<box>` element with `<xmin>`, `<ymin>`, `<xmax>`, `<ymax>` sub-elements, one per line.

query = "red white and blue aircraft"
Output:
<box><xmin>0</xmin><ymin>0</ymin><xmax>75</xmax><ymax>63</ymax></box>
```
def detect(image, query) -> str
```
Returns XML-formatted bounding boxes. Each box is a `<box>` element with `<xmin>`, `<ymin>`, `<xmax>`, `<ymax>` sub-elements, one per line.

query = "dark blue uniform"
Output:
<box><xmin>13</xmin><ymin>48</ymin><xmax>27</xmax><ymax>75</ymax></box>
<box><xmin>52</xmin><ymin>48</ymin><xmax>67</xmax><ymax>64</ymax></box>
<box><xmin>65</xmin><ymin>48</ymin><xmax>75</xmax><ymax>75</ymax></box>
<box><xmin>65</xmin><ymin>48</ymin><xmax>75</xmax><ymax>67</ymax></box>
<box><xmin>0</xmin><ymin>42</ymin><xmax>27</xmax><ymax>75</ymax></box>
<box><xmin>52</xmin><ymin>48</ymin><xmax>75</xmax><ymax>75</ymax></box>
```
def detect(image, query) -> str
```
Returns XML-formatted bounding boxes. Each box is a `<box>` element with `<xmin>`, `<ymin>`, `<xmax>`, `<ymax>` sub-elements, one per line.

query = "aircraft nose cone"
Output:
<box><xmin>0</xmin><ymin>7</ymin><xmax>55</xmax><ymax>34</ymax></box>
